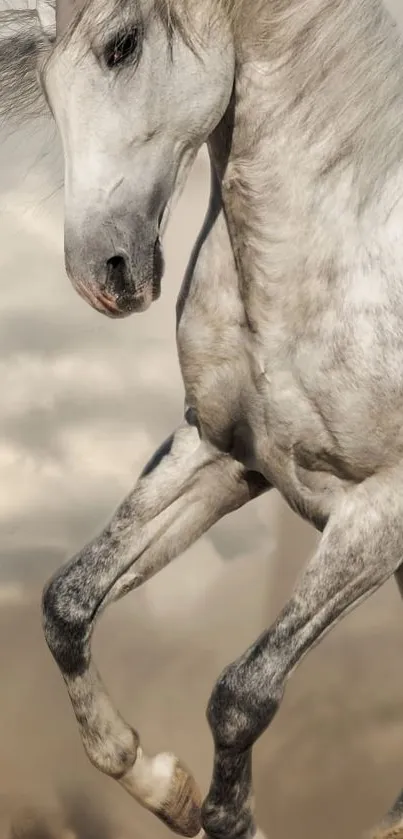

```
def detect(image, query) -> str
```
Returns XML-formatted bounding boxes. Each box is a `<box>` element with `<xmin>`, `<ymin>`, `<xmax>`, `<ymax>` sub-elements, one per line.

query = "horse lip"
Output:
<box><xmin>97</xmin><ymin>291</ymin><xmax>121</xmax><ymax>314</ymax></box>
<box><xmin>74</xmin><ymin>275</ymin><xmax>158</xmax><ymax>317</ymax></box>
<box><xmin>100</xmin><ymin>287</ymin><xmax>153</xmax><ymax>316</ymax></box>
<box><xmin>74</xmin><ymin>280</ymin><xmax>124</xmax><ymax>317</ymax></box>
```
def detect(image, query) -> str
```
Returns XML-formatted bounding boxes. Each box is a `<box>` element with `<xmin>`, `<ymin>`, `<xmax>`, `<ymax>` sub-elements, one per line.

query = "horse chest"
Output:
<box><xmin>178</xmin><ymin>298</ymin><xmax>372</xmax><ymax>526</ymax></box>
<box><xmin>177</xmin><ymin>302</ymin><xmax>266</xmax><ymax>467</ymax></box>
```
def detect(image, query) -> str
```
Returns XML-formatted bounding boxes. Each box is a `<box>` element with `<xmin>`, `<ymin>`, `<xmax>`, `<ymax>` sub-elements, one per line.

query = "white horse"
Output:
<box><xmin>2</xmin><ymin>0</ymin><xmax>403</xmax><ymax>836</ymax></box>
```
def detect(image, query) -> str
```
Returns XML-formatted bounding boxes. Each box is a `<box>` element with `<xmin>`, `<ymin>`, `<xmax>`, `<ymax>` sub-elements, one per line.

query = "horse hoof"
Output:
<box><xmin>120</xmin><ymin>749</ymin><xmax>202</xmax><ymax>837</ymax></box>
<box><xmin>154</xmin><ymin>757</ymin><xmax>202</xmax><ymax>837</ymax></box>
<box><xmin>369</xmin><ymin>819</ymin><xmax>403</xmax><ymax>839</ymax></box>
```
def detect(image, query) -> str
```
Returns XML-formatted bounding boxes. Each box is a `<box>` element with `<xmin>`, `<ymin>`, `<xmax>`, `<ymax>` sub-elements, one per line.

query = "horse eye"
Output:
<box><xmin>105</xmin><ymin>29</ymin><xmax>139</xmax><ymax>69</ymax></box>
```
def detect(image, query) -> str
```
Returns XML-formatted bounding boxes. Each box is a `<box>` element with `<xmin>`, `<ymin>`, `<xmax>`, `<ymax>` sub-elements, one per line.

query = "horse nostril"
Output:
<box><xmin>105</xmin><ymin>254</ymin><xmax>130</xmax><ymax>298</ymax></box>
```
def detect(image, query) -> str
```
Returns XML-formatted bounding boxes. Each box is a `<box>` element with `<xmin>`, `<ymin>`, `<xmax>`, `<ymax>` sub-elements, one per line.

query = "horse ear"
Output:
<box><xmin>36</xmin><ymin>0</ymin><xmax>56</xmax><ymax>41</ymax></box>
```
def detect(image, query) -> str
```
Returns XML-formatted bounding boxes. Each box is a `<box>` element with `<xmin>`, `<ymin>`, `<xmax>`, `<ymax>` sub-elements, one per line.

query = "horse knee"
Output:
<box><xmin>206</xmin><ymin>660</ymin><xmax>283</xmax><ymax>752</ymax></box>
<box><xmin>202</xmin><ymin>796</ymin><xmax>255</xmax><ymax>839</ymax></box>
<box><xmin>42</xmin><ymin>565</ymin><xmax>89</xmax><ymax>676</ymax></box>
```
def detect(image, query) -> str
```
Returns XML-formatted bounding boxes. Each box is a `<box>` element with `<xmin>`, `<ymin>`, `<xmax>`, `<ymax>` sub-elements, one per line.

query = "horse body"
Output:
<box><xmin>178</xmin><ymin>41</ymin><xmax>403</xmax><ymax>526</ymax></box>
<box><xmin>179</xmin><ymin>168</ymin><xmax>403</xmax><ymax>516</ymax></box>
<box><xmin>4</xmin><ymin>0</ymin><xmax>403</xmax><ymax>835</ymax></box>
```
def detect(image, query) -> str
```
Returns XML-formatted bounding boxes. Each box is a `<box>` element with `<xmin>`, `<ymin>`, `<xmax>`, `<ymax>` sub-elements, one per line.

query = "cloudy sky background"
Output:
<box><xmin>1</xmin><ymin>3</ymin><xmax>403</xmax><ymax>837</ymax></box>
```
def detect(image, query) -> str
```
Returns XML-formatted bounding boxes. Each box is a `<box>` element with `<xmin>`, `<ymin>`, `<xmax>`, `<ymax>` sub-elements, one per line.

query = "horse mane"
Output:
<box><xmin>0</xmin><ymin>8</ymin><xmax>50</xmax><ymax>126</ymax></box>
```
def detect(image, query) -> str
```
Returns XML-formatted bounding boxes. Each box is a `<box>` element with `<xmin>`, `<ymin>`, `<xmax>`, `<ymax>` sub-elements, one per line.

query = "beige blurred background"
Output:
<box><xmin>2</xmin><ymin>2</ymin><xmax>403</xmax><ymax>837</ymax></box>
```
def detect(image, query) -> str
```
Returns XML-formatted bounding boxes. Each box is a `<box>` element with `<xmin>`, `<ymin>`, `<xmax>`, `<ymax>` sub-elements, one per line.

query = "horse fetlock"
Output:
<box><xmin>201</xmin><ymin>794</ymin><xmax>255</xmax><ymax>839</ymax></box>
<box><xmin>82</xmin><ymin>724</ymin><xmax>140</xmax><ymax>778</ymax></box>
<box><xmin>119</xmin><ymin>750</ymin><xmax>202</xmax><ymax>837</ymax></box>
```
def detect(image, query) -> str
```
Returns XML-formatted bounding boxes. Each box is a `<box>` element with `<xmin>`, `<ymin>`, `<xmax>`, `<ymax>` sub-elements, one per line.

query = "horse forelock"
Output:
<box><xmin>55</xmin><ymin>0</ymin><xmax>237</xmax><ymax>54</ymax></box>
<box><xmin>52</xmin><ymin>0</ymin><xmax>296</xmax><ymax>63</ymax></box>
<box><xmin>56</xmin><ymin>0</ymin><xmax>86</xmax><ymax>38</ymax></box>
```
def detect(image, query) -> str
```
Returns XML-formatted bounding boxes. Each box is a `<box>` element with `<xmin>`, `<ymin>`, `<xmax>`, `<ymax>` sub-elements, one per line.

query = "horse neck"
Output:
<box><xmin>209</xmin><ymin>0</ymin><xmax>403</xmax><ymax>301</ymax></box>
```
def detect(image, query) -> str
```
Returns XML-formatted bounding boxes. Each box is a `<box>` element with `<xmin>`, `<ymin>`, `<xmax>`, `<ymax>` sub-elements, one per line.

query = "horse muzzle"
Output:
<box><xmin>64</xmin><ymin>226</ymin><xmax>164</xmax><ymax>318</ymax></box>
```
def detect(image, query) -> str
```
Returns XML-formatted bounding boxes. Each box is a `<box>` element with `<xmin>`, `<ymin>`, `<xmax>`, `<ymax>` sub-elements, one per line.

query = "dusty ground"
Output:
<box><xmin>2</xmin><ymin>2</ymin><xmax>403</xmax><ymax>837</ymax></box>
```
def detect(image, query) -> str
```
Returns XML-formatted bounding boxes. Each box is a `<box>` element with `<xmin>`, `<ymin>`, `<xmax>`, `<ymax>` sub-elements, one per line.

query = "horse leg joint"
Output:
<box><xmin>206</xmin><ymin>659</ymin><xmax>282</xmax><ymax>752</ymax></box>
<box><xmin>202</xmin><ymin>780</ymin><xmax>256</xmax><ymax>839</ymax></box>
<box><xmin>42</xmin><ymin>563</ymin><xmax>90</xmax><ymax>677</ymax></box>
<box><xmin>202</xmin><ymin>659</ymin><xmax>282</xmax><ymax>839</ymax></box>
<box><xmin>83</xmin><ymin>725</ymin><xmax>140</xmax><ymax>778</ymax></box>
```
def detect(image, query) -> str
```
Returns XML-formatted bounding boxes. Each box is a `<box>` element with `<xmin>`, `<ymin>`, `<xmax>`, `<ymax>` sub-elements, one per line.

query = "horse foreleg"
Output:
<box><xmin>368</xmin><ymin>565</ymin><xmax>403</xmax><ymax>839</ymax></box>
<box><xmin>41</xmin><ymin>415</ymin><xmax>268</xmax><ymax>838</ymax></box>
<box><xmin>201</xmin><ymin>473</ymin><xmax>403</xmax><ymax>839</ymax></box>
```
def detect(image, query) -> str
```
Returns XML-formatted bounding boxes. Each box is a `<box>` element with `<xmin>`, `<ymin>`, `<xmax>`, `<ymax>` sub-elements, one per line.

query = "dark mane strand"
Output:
<box><xmin>0</xmin><ymin>9</ymin><xmax>50</xmax><ymax>125</ymax></box>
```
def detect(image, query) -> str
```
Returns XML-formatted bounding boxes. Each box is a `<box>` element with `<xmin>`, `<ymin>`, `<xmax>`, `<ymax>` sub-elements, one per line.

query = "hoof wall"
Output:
<box><xmin>155</xmin><ymin>758</ymin><xmax>202</xmax><ymax>837</ymax></box>
<box><xmin>370</xmin><ymin>820</ymin><xmax>403</xmax><ymax>839</ymax></box>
